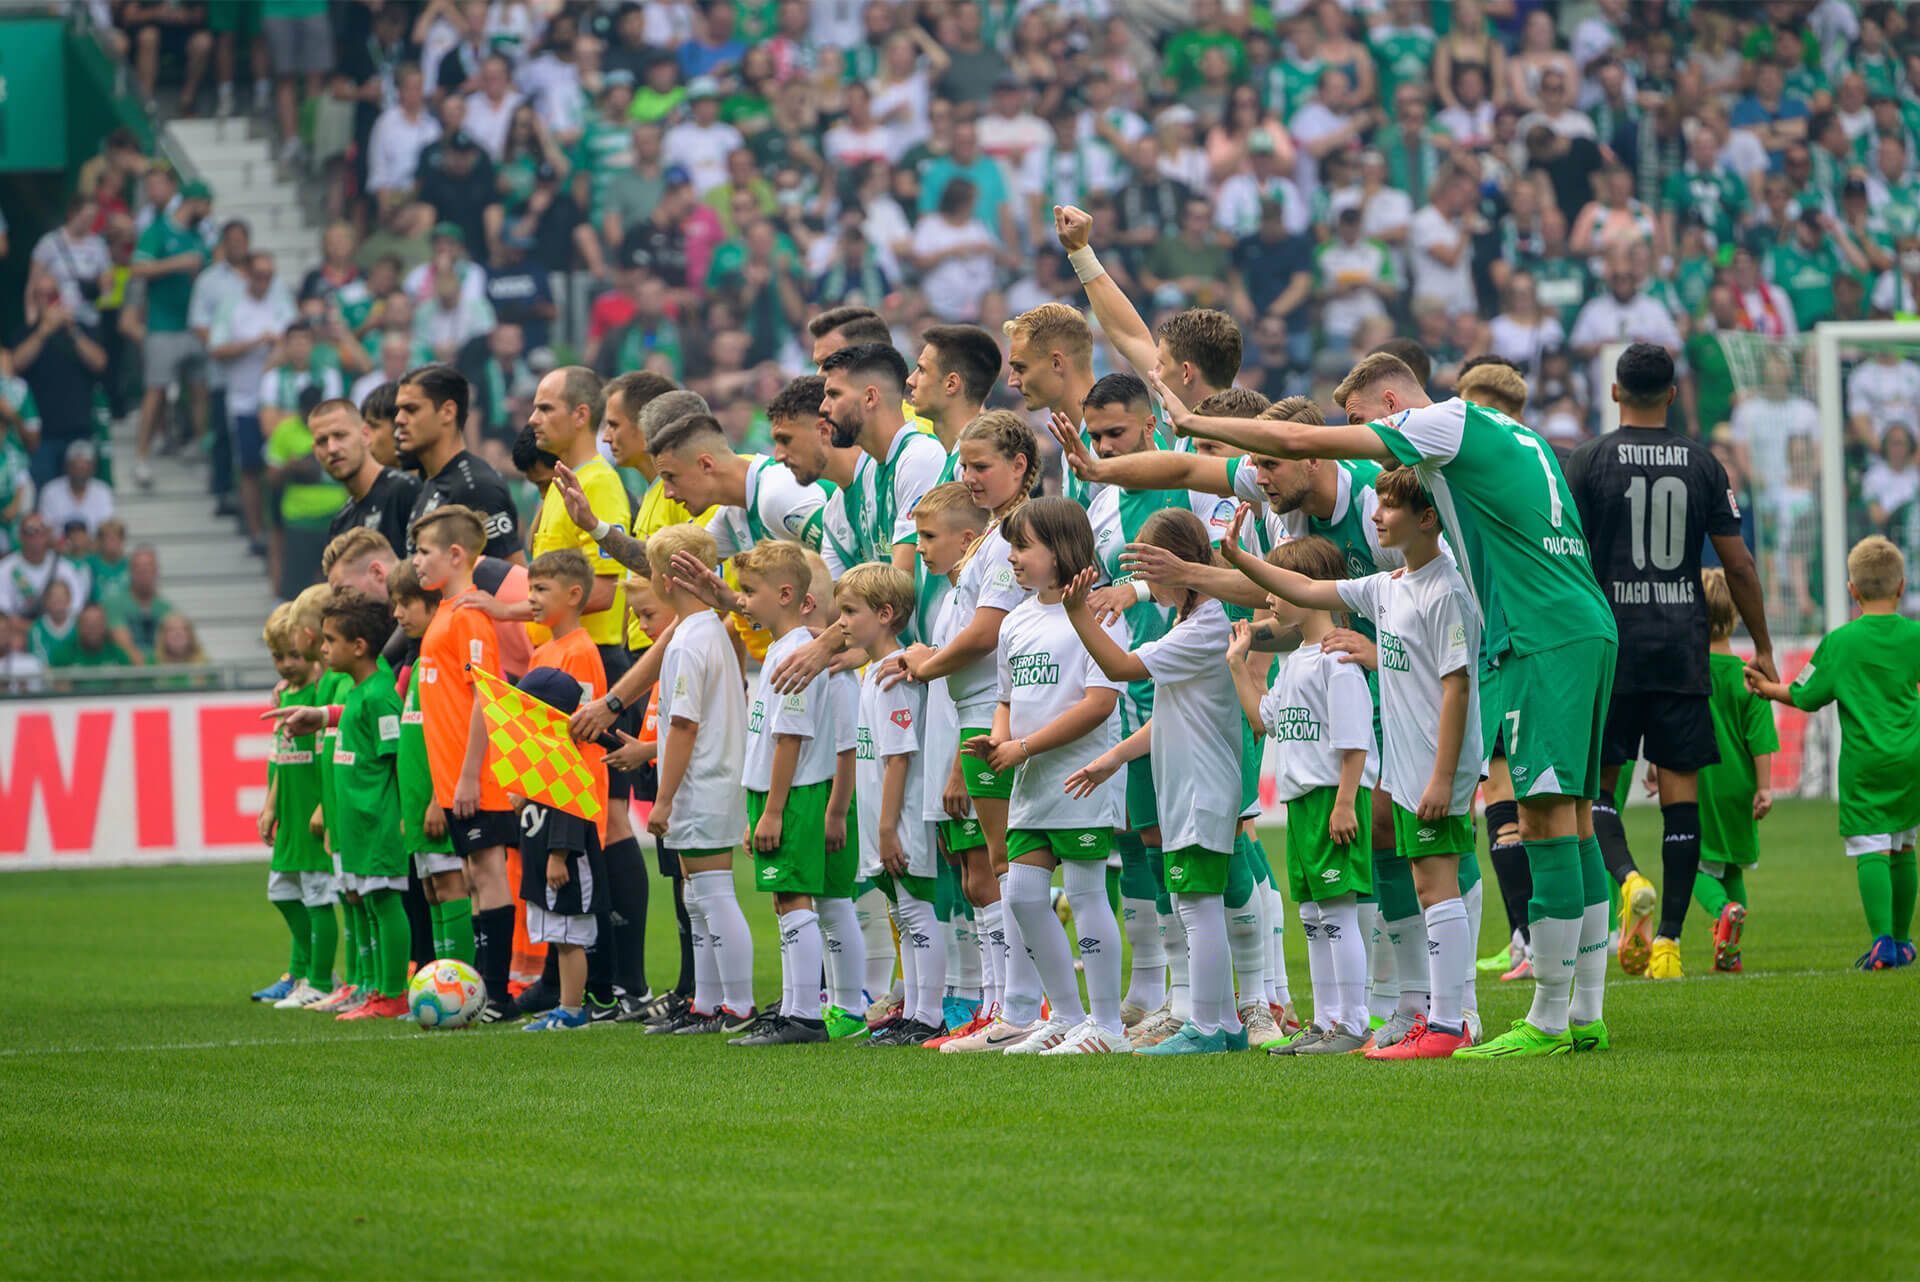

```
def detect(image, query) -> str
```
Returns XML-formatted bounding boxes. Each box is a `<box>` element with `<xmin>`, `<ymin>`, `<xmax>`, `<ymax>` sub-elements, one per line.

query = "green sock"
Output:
<box><xmin>1694</xmin><ymin>871</ymin><xmax>1730</xmax><ymax>921</ymax></box>
<box><xmin>1456</xmin><ymin>848</ymin><xmax>1482</xmax><ymax>894</ymax></box>
<box><xmin>1857</xmin><ymin>852</ymin><xmax>1895</xmax><ymax>939</ymax></box>
<box><xmin>1890</xmin><ymin>849</ymin><xmax>1917</xmax><ymax>943</ymax></box>
<box><xmin>273</xmin><ymin>898</ymin><xmax>310</xmax><ymax>981</ymax></box>
<box><xmin>1577</xmin><ymin>835</ymin><xmax>1607</xmax><ymax>908</ymax></box>
<box><xmin>368</xmin><ymin>889</ymin><xmax>412</xmax><ymax>998</ymax></box>
<box><xmin>351</xmin><ymin>899</ymin><xmax>376</xmax><ymax>988</ymax></box>
<box><xmin>1105</xmin><ymin>863</ymin><xmax>1121</xmax><ymax>913</ymax></box>
<box><xmin>307</xmin><ymin>902</ymin><xmax>338</xmax><ymax>988</ymax></box>
<box><xmin>1373</xmin><ymin>851</ymin><xmax>1420</xmax><ymax>921</ymax></box>
<box><xmin>1721</xmin><ymin>867</ymin><xmax>1746</xmax><ymax>907</ymax></box>
<box><xmin>436</xmin><ymin>897</ymin><xmax>475</xmax><ymax>966</ymax></box>
<box><xmin>338</xmin><ymin>901</ymin><xmax>359</xmax><ymax>987</ymax></box>
<box><xmin>1524</xmin><ymin>835</ymin><xmax>1583</xmax><ymax>922</ymax></box>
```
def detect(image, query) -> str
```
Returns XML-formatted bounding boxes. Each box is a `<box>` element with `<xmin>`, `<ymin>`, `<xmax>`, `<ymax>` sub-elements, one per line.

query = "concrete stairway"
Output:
<box><xmin>162</xmin><ymin>117</ymin><xmax>322</xmax><ymax>285</ymax></box>
<box><xmin>110</xmin><ymin>415</ymin><xmax>277</xmax><ymax>665</ymax></box>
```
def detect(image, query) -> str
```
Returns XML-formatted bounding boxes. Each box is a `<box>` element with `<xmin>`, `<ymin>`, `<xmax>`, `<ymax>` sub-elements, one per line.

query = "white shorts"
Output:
<box><xmin>1844</xmin><ymin>828</ymin><xmax>1918</xmax><ymax>858</ymax></box>
<box><xmin>344</xmin><ymin>873</ymin><xmax>410</xmax><ymax>894</ymax></box>
<box><xmin>1700</xmin><ymin>859</ymin><xmax>1757</xmax><ymax>878</ymax></box>
<box><xmin>525</xmin><ymin>902</ymin><xmax>598</xmax><ymax>947</ymax></box>
<box><xmin>413</xmin><ymin>850</ymin><xmax>464</xmax><ymax>878</ymax></box>
<box><xmin>267</xmin><ymin>869</ymin><xmax>337</xmax><ymax>907</ymax></box>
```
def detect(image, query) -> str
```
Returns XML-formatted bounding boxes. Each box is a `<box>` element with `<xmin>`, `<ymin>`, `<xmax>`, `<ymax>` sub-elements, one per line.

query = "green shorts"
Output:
<box><xmin>872</xmin><ymin>869</ymin><xmax>936</xmax><ymax>903</ymax></box>
<box><xmin>1007</xmin><ymin>826</ymin><xmax>1112</xmax><ymax>863</ymax></box>
<box><xmin>822</xmin><ymin>828</ymin><xmax>858</xmax><ymax>899</ymax></box>
<box><xmin>1485</xmin><ymin>637</ymin><xmax>1616</xmax><ymax>802</ymax></box>
<box><xmin>208</xmin><ymin>3</ymin><xmax>261</xmax><ymax>34</ymax></box>
<box><xmin>746</xmin><ymin>781</ymin><xmax>829</xmax><ymax>895</ymax></box>
<box><xmin>959</xmin><ymin>726</ymin><xmax>1014</xmax><ymax>800</ymax></box>
<box><xmin>1392</xmin><ymin>804</ymin><xmax>1475</xmax><ymax>860</ymax></box>
<box><xmin>1117</xmin><ymin>832</ymin><xmax>1159</xmax><ymax>900</ymax></box>
<box><xmin>1283</xmin><ymin>785</ymin><xmax>1373</xmax><ymax>903</ymax></box>
<box><xmin>1125</xmin><ymin>756</ymin><xmax>1159</xmax><ymax>830</ymax></box>
<box><xmin>1163</xmin><ymin>844</ymin><xmax>1233</xmax><ymax>895</ymax></box>
<box><xmin>941</xmin><ymin>816</ymin><xmax>987</xmax><ymax>852</ymax></box>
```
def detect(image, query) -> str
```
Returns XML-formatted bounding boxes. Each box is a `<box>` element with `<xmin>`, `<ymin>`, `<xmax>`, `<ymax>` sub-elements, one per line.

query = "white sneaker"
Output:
<box><xmin>1038</xmin><ymin>1017</ymin><xmax>1130</xmax><ymax>1055</ymax></box>
<box><xmin>941</xmin><ymin>1016</ymin><xmax>1032</xmax><ymax>1053</ymax></box>
<box><xmin>1463</xmin><ymin>1007</ymin><xmax>1482</xmax><ymax>1045</ymax></box>
<box><xmin>273</xmin><ymin>979</ymin><xmax>325</xmax><ymax>1009</ymax></box>
<box><xmin>133</xmin><ymin>460</ymin><xmax>153</xmax><ymax>490</ymax></box>
<box><xmin>1373</xmin><ymin>1009</ymin><xmax>1421</xmax><ymax>1047</ymax></box>
<box><xmin>1003</xmin><ymin>1012</ymin><xmax>1076</xmax><ymax>1054</ymax></box>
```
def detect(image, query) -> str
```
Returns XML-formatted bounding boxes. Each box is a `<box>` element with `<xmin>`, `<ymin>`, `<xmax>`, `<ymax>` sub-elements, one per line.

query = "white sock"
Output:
<box><xmin>978</xmin><ymin>900</ymin><xmax>1006</xmax><ymax>1015</ymax></box>
<box><xmin>1322</xmin><ymin>896</ymin><xmax>1368</xmax><ymax>1036</ymax></box>
<box><xmin>1385</xmin><ymin>912</ymin><xmax>1429</xmax><ymax>1018</ymax></box>
<box><xmin>896</xmin><ymin>891</ymin><xmax>944</xmax><ymax>1027</ymax></box>
<box><xmin>782</xmin><ymin>908</ymin><xmax>823</xmax><ymax>1021</ymax></box>
<box><xmin>777</xmin><ymin>909</ymin><xmax>796</xmax><ymax>1015</ymax></box>
<box><xmin>889</xmin><ymin>900</ymin><xmax>919</xmax><ymax>1025</ymax></box>
<box><xmin>1162</xmin><ymin>905</ymin><xmax>1191</xmax><ymax>1021</ymax></box>
<box><xmin>1121</xmin><ymin>896</ymin><xmax>1166</xmax><ymax>1013</ymax></box>
<box><xmin>951</xmin><ymin>912</ymin><xmax>982</xmax><ymax>1002</ymax></box>
<box><xmin>1298</xmin><ymin>900</ymin><xmax>1332</xmax><ymax>1029</ymax></box>
<box><xmin>1064</xmin><ymin>860</ymin><xmax>1122</xmax><ymax>1034</ymax></box>
<box><xmin>1568</xmin><ymin>901</ymin><xmax>1610</xmax><ymax>1026</ymax></box>
<box><xmin>1462</xmin><ymin>879</ymin><xmax>1483</xmax><ymax>1017</ymax></box>
<box><xmin>685</xmin><ymin>883</ymin><xmax>717</xmax><ymax>1015</ymax></box>
<box><xmin>1265</xmin><ymin>882</ymin><xmax>1291</xmax><ymax>1006</ymax></box>
<box><xmin>854</xmin><ymin>885</ymin><xmax>895</xmax><ymax>1004</ymax></box>
<box><xmin>817</xmin><ymin>896</ymin><xmax>865</xmax><ymax>1013</ymax></box>
<box><xmin>1175</xmin><ymin>892</ymin><xmax>1231</xmax><ymax>1035</ymax></box>
<box><xmin>690</xmin><ymin>870</ymin><xmax>755</xmax><ymax>1014</ymax></box>
<box><xmin>1423</xmin><ymin>896</ymin><xmax>1469</xmax><ymax>1033</ymax></box>
<box><xmin>1224</xmin><ymin>891</ymin><xmax>1263</xmax><ymax>1027</ymax></box>
<box><xmin>1526</xmin><ymin>913</ymin><xmax>1581</xmax><ymax>1035</ymax></box>
<box><xmin>1364</xmin><ymin>901</ymin><xmax>1400</xmax><ymax>1020</ymax></box>
<box><xmin>1005</xmin><ymin>862</ymin><xmax>1085</xmax><ymax>1024</ymax></box>
<box><xmin>998</xmin><ymin>872</ymin><xmax>1045</xmax><ymax>1025</ymax></box>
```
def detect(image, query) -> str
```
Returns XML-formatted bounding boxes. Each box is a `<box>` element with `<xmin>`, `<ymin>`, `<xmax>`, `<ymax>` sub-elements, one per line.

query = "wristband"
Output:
<box><xmin>1021</xmin><ymin>738</ymin><xmax>1032</xmax><ymax>760</ymax></box>
<box><xmin>1132</xmin><ymin>579</ymin><xmax>1153</xmax><ymax>604</ymax></box>
<box><xmin>1067</xmin><ymin>245</ymin><xmax>1104</xmax><ymax>284</ymax></box>
<box><xmin>591</xmin><ymin>519</ymin><xmax>612</xmax><ymax>541</ymax></box>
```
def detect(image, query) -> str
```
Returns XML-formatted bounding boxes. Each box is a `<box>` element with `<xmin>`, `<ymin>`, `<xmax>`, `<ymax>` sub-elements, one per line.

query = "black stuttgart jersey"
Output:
<box><xmin>1566</xmin><ymin>426</ymin><xmax>1742</xmax><ymax>694</ymax></box>
<box><xmin>329</xmin><ymin>466</ymin><xmax>422</xmax><ymax>556</ymax></box>
<box><xmin>407</xmin><ymin>449</ymin><xmax>522</xmax><ymax>559</ymax></box>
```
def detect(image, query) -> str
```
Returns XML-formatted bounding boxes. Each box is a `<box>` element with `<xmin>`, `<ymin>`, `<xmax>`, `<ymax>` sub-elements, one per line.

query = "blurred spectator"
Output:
<box><xmin>366</xmin><ymin>63</ymin><xmax>441</xmax><ymax>221</ymax></box>
<box><xmin>29</xmin><ymin>577</ymin><xmax>78</xmax><ymax>664</ymax></box>
<box><xmin>1142</xmin><ymin>196</ymin><xmax>1233</xmax><ymax>312</ymax></box>
<box><xmin>57</xmin><ymin>603</ymin><xmax>140</xmax><ymax>669</ymax></box>
<box><xmin>467</xmin><ymin>323</ymin><xmax>538</xmax><ymax>445</ymax></box>
<box><xmin>1568</xmin><ymin>252</ymin><xmax>1684</xmax><ymax>401</ymax></box>
<box><xmin>86</xmin><ymin>519</ymin><xmax>130</xmax><ymax>602</ymax></box>
<box><xmin>187</xmin><ymin>219</ymin><xmax>253</xmax><ymax>516</ymax></box>
<box><xmin>666</xmin><ymin>77</ymin><xmax>745</xmax><ymax>195</ymax></box>
<box><xmin>32</xmin><ymin>197</ymin><xmax>116</xmax><ymax>330</ymax></box>
<box><xmin>126</xmin><ymin>178</ymin><xmax>212</xmax><ymax>489</ymax></box>
<box><xmin>207</xmin><ymin>252</ymin><xmax>297</xmax><ymax>556</ymax></box>
<box><xmin>121</xmin><ymin>3</ymin><xmax>212</xmax><ymax>112</ymax></box>
<box><xmin>0</xmin><ymin>612</ymin><xmax>47</xmax><ymax>692</ymax></box>
<box><xmin>1863</xmin><ymin>424</ymin><xmax>1920</xmax><ymax>530</ymax></box>
<box><xmin>9</xmin><ymin>270</ymin><xmax>109</xmax><ymax>489</ymax></box>
<box><xmin>262</xmin><ymin>0</ymin><xmax>335</xmax><ymax>168</ymax></box>
<box><xmin>594</xmin><ymin>273</ymin><xmax>684</xmax><ymax>381</ymax></box>
<box><xmin>464</xmin><ymin>53</ymin><xmax>523</xmax><ymax>162</ymax></box>
<box><xmin>911</xmin><ymin>179</ymin><xmax>1003</xmax><ymax>324</ymax></box>
<box><xmin>0</xmin><ymin>515</ymin><xmax>88</xmax><ymax>620</ymax></box>
<box><xmin>415</xmin><ymin>267</ymin><xmax>498</xmax><ymax>365</ymax></box>
<box><xmin>418</xmin><ymin>132</ymin><xmax>498</xmax><ymax>257</ymax></box>
<box><xmin>154</xmin><ymin>612</ymin><xmax>208</xmax><ymax>665</ymax></box>
<box><xmin>39</xmin><ymin>442</ymin><xmax>115</xmax><ymax>537</ymax></box>
<box><xmin>1314</xmin><ymin>207</ymin><xmax>1395</xmax><ymax>353</ymax></box>
<box><xmin>1409</xmin><ymin>169</ymin><xmax>1480</xmax><ymax>318</ymax></box>
<box><xmin>103</xmin><ymin>545</ymin><xmax>173</xmax><ymax>663</ymax></box>
<box><xmin>1508</xmin><ymin>8</ymin><xmax>1578</xmax><ymax>112</ymax></box>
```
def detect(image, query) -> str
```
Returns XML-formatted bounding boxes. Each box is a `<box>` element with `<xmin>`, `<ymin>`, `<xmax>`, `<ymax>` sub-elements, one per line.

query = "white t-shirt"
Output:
<box><xmin>365</xmin><ymin>106</ymin><xmax>441</xmax><ymax>193</ymax></box>
<box><xmin>911</xmin><ymin>215</ymin><xmax>998</xmax><ymax>322</ymax></box>
<box><xmin>210</xmin><ymin>291</ymin><xmax>299</xmax><ymax>414</ymax></box>
<box><xmin>742</xmin><ymin>627</ymin><xmax>837</xmax><ymax>792</ymax></box>
<box><xmin>1136</xmin><ymin>600</ymin><xmax>1245</xmax><ymax>853</ymax></box>
<box><xmin>996</xmin><ymin>598</ymin><xmax>1126</xmax><ymax>831</ymax></box>
<box><xmin>831</xmin><ymin>669</ymin><xmax>861</xmax><ymax>755</ymax></box>
<box><xmin>1337</xmin><ymin>557</ymin><xmax>1484</xmax><ymax>815</ymax></box>
<box><xmin>706</xmin><ymin>455</ymin><xmax>827</xmax><ymax>556</ymax></box>
<box><xmin>1848</xmin><ymin>359</ymin><xmax>1920</xmax><ymax>432</ymax></box>
<box><xmin>655</xmin><ymin>609</ymin><xmax>748</xmax><ymax>850</ymax></box>
<box><xmin>920</xmin><ymin>574</ymin><xmax>969</xmax><ymax>824</ymax></box>
<box><xmin>663</xmin><ymin>120</ymin><xmax>745</xmax><ymax>196</ymax></box>
<box><xmin>463</xmin><ymin>89</ymin><xmax>524</xmax><ymax>162</ymax></box>
<box><xmin>1263</xmin><ymin>640</ymin><xmax>1379</xmax><ymax>802</ymax></box>
<box><xmin>1409</xmin><ymin>204</ymin><xmax>1476</xmax><ymax>315</ymax></box>
<box><xmin>1729</xmin><ymin>394</ymin><xmax>1819</xmax><ymax>487</ymax></box>
<box><xmin>949</xmin><ymin>525</ymin><xmax>1028</xmax><ymax>720</ymax></box>
<box><xmin>1487</xmin><ymin>314</ymin><xmax>1566</xmax><ymax>368</ymax></box>
<box><xmin>1862</xmin><ymin>459</ymin><xmax>1920</xmax><ymax>517</ymax></box>
<box><xmin>869</xmin><ymin>71</ymin><xmax>931</xmax><ymax>154</ymax></box>
<box><xmin>857</xmin><ymin>659</ymin><xmax>932</xmax><ymax>878</ymax></box>
<box><xmin>823</xmin><ymin>121</ymin><xmax>900</xmax><ymax>169</ymax></box>
<box><xmin>38</xmin><ymin>479</ymin><xmax>115</xmax><ymax>537</ymax></box>
<box><xmin>0</xmin><ymin>552</ymin><xmax>87</xmax><ymax>617</ymax></box>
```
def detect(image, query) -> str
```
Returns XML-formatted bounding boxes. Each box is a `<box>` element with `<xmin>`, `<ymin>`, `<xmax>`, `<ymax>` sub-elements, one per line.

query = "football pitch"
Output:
<box><xmin>3</xmin><ymin>800</ymin><xmax>1914</xmax><ymax>1281</ymax></box>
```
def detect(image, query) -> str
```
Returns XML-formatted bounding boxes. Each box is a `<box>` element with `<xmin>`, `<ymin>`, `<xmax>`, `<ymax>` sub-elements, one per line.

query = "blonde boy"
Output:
<box><xmin>255</xmin><ymin>603</ymin><xmax>339</xmax><ymax>1007</ymax></box>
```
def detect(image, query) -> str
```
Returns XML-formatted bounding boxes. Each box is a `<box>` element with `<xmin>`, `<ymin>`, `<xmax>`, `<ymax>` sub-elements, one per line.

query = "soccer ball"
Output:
<box><xmin>407</xmin><ymin>959</ymin><xmax>486</xmax><ymax>1029</ymax></box>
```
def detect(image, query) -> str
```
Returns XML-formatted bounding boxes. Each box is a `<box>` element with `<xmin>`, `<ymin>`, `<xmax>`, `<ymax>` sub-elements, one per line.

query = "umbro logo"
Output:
<box><xmin>761</xmin><ymin>867</ymin><xmax>779</xmax><ymax>880</ymax></box>
<box><xmin>1428</xmin><ymin>939</ymin><xmax>1441</xmax><ymax>955</ymax></box>
<box><xmin>909</xmin><ymin>931</ymin><xmax>931</xmax><ymax>947</ymax></box>
<box><xmin>1168</xmin><ymin>866</ymin><xmax>1184</xmax><ymax>878</ymax></box>
<box><xmin>1077</xmin><ymin>833</ymin><xmax>1097</xmax><ymax>846</ymax></box>
<box><xmin>1324</xmin><ymin>924</ymin><xmax>1342</xmax><ymax>939</ymax></box>
<box><xmin>1302</xmin><ymin>923</ymin><xmax>1319</xmax><ymax>939</ymax></box>
<box><xmin>1418</xmin><ymin>827</ymin><xmax>1436</xmax><ymax>840</ymax></box>
<box><xmin>1321</xmin><ymin>868</ymin><xmax>1341</xmax><ymax>881</ymax></box>
<box><xmin>1077</xmin><ymin>937</ymin><xmax>1100</xmax><ymax>952</ymax></box>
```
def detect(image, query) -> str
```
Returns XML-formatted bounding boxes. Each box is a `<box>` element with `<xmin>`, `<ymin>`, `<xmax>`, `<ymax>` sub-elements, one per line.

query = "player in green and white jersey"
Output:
<box><xmin>1152</xmin><ymin>351</ymin><xmax>1622</xmax><ymax>1057</ymax></box>
<box><xmin>819</xmin><ymin>344</ymin><xmax>946</xmax><ymax>580</ymax></box>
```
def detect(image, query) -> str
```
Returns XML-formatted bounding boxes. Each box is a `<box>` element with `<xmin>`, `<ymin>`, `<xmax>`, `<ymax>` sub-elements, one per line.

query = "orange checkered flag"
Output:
<box><xmin>469</xmin><ymin>666</ymin><xmax>604</xmax><ymax>823</ymax></box>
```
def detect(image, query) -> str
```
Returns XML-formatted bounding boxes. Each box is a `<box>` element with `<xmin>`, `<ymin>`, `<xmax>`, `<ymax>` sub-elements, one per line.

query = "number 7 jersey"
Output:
<box><xmin>1370</xmin><ymin>398</ymin><xmax>1616</xmax><ymax>663</ymax></box>
<box><xmin>1565</xmin><ymin>425</ymin><xmax>1742</xmax><ymax>695</ymax></box>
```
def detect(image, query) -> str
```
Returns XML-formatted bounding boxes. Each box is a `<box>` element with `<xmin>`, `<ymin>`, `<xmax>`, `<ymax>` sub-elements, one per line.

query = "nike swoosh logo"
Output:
<box><xmin>984</xmin><ymin>1030</ymin><xmax>1028</xmax><ymax>1045</ymax></box>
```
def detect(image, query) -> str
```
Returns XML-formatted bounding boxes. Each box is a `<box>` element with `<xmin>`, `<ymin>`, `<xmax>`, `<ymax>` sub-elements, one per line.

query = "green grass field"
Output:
<box><xmin>3</xmin><ymin>799</ymin><xmax>1915</xmax><ymax>1280</ymax></box>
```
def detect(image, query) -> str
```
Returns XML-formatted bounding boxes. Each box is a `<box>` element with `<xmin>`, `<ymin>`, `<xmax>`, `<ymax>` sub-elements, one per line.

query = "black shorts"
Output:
<box><xmin>657</xmin><ymin>842</ymin><xmax>684</xmax><ymax>879</ymax></box>
<box><xmin>518</xmin><ymin>804</ymin><xmax>606</xmax><ymax>915</ymax></box>
<box><xmin>449</xmin><ymin>807</ymin><xmax>519</xmax><ymax>859</ymax></box>
<box><xmin>597</xmin><ymin>643</ymin><xmax>638</xmax><ymax>802</ymax></box>
<box><xmin>1601</xmin><ymin>690</ymin><xmax>1720</xmax><ymax>773</ymax></box>
<box><xmin>630</xmin><ymin>759</ymin><xmax>658</xmax><ymax>804</ymax></box>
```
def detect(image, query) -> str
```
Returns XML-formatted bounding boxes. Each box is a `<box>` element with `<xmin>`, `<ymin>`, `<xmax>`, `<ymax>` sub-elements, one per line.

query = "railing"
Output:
<box><xmin>1</xmin><ymin>661</ymin><xmax>279</xmax><ymax>699</ymax></box>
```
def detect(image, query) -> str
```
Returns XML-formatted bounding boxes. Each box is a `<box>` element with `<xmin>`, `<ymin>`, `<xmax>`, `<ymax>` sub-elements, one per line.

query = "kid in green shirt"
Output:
<box><xmin>322</xmin><ymin>589</ymin><xmax>412</xmax><ymax>1019</ymax></box>
<box><xmin>1748</xmin><ymin>536</ymin><xmax>1920</xmax><ymax>969</ymax></box>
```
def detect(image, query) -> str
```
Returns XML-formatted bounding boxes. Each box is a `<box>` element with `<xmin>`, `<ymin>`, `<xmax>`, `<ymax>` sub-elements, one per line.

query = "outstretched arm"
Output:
<box><xmin>1048</xmin><ymin>412</ymin><xmax>1235</xmax><ymax>495</ymax></box>
<box><xmin>1062</xmin><ymin>569</ymin><xmax>1150</xmax><ymax>682</ymax></box>
<box><xmin>1118</xmin><ymin>540</ymin><xmax>1268</xmax><ymax>609</ymax></box>
<box><xmin>1149</xmin><ymin>372</ymin><xmax>1395</xmax><ymax>463</ymax></box>
<box><xmin>1055</xmin><ymin>205</ymin><xmax>1159</xmax><ymax>382</ymax></box>
<box><xmin>1217</xmin><ymin>505</ymin><xmax>1349</xmax><ymax>611</ymax></box>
